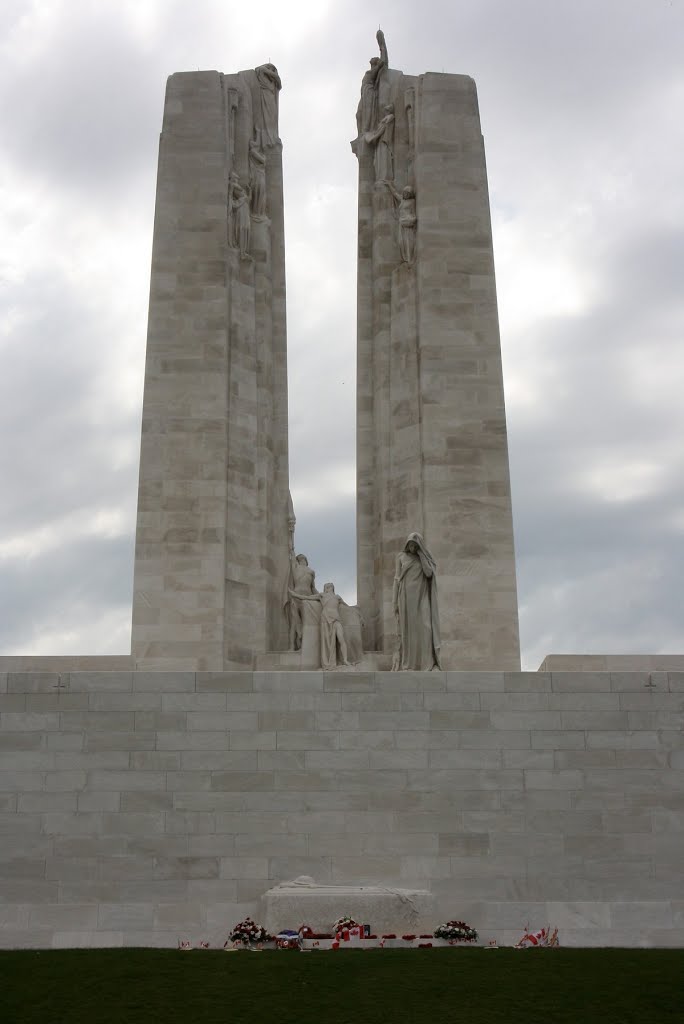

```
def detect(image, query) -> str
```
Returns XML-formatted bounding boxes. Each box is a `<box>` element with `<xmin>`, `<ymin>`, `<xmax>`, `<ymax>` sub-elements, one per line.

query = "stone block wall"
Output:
<box><xmin>1</xmin><ymin>669</ymin><xmax>683</xmax><ymax>947</ymax></box>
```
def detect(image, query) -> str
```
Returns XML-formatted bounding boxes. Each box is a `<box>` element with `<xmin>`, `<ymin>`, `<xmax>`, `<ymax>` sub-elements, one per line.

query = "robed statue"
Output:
<box><xmin>392</xmin><ymin>532</ymin><xmax>442</xmax><ymax>670</ymax></box>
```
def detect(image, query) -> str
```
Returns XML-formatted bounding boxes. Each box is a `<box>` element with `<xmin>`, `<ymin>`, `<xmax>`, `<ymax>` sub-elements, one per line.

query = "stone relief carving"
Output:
<box><xmin>404</xmin><ymin>87</ymin><xmax>415</xmax><ymax>153</ymax></box>
<box><xmin>384</xmin><ymin>181</ymin><xmax>417</xmax><ymax>265</ymax></box>
<box><xmin>364</xmin><ymin>103</ymin><xmax>395</xmax><ymax>182</ymax></box>
<box><xmin>356</xmin><ymin>29</ymin><xmax>388</xmax><ymax>137</ymax></box>
<box><xmin>290</xmin><ymin>582</ymin><xmax>351</xmax><ymax>670</ymax></box>
<box><xmin>339</xmin><ymin>601</ymin><xmax>364</xmax><ymax>666</ymax></box>
<box><xmin>249</xmin><ymin>133</ymin><xmax>267</xmax><ymax>219</ymax></box>
<box><xmin>225</xmin><ymin>87</ymin><xmax>239</xmax><ymax>171</ymax></box>
<box><xmin>254</xmin><ymin>63</ymin><xmax>282</xmax><ymax>147</ymax></box>
<box><xmin>228</xmin><ymin>172</ymin><xmax>251</xmax><ymax>257</ymax></box>
<box><xmin>392</xmin><ymin>532</ymin><xmax>442</xmax><ymax>670</ymax></box>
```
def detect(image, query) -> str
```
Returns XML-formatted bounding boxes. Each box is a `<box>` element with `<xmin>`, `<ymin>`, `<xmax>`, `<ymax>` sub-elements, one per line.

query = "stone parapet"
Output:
<box><xmin>539</xmin><ymin>654</ymin><xmax>684</xmax><ymax>672</ymax></box>
<box><xmin>1</xmin><ymin>670</ymin><xmax>683</xmax><ymax>947</ymax></box>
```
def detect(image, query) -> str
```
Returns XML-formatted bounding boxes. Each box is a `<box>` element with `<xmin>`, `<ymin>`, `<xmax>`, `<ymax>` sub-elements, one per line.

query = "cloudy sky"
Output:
<box><xmin>1</xmin><ymin>0</ymin><xmax>682</xmax><ymax>669</ymax></box>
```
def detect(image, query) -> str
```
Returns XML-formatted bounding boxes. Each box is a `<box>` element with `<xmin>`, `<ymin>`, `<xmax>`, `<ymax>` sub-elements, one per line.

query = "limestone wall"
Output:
<box><xmin>1</xmin><ymin>669</ymin><xmax>683</xmax><ymax>947</ymax></box>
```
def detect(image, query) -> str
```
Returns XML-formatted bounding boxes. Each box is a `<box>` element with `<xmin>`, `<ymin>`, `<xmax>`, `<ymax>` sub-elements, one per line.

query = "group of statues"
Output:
<box><xmin>284</xmin><ymin>547</ymin><xmax>354</xmax><ymax>671</ymax></box>
<box><xmin>356</xmin><ymin>30</ymin><xmax>417</xmax><ymax>267</ymax></box>
<box><xmin>228</xmin><ymin>63</ymin><xmax>282</xmax><ymax>258</ymax></box>
<box><xmin>284</xmin><ymin>527</ymin><xmax>441</xmax><ymax>672</ymax></box>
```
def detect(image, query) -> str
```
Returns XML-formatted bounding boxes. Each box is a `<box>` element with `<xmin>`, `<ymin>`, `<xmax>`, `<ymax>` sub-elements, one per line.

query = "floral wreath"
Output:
<box><xmin>433</xmin><ymin>920</ymin><xmax>478</xmax><ymax>943</ymax></box>
<box><xmin>227</xmin><ymin>916</ymin><xmax>272</xmax><ymax>946</ymax></box>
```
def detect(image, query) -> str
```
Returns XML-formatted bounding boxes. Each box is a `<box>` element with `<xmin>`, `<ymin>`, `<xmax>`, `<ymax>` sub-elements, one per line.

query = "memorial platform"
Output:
<box><xmin>2</xmin><ymin>667</ymin><xmax>684</xmax><ymax>948</ymax></box>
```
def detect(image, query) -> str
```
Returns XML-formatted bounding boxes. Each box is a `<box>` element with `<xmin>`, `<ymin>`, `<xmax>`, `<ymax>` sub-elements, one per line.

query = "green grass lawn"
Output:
<box><xmin>1</xmin><ymin>948</ymin><xmax>682</xmax><ymax>1024</ymax></box>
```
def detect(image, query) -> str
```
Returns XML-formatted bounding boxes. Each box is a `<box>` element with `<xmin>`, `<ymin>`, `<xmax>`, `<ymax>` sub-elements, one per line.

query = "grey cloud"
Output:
<box><xmin>0</xmin><ymin>269</ymin><xmax>140</xmax><ymax>535</ymax></box>
<box><xmin>0</xmin><ymin>532</ymin><xmax>134</xmax><ymax>653</ymax></box>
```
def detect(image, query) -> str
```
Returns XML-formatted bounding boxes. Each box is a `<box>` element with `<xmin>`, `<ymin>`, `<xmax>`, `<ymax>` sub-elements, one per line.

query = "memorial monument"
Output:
<box><xmin>1</xmin><ymin>33</ymin><xmax>684</xmax><ymax>952</ymax></box>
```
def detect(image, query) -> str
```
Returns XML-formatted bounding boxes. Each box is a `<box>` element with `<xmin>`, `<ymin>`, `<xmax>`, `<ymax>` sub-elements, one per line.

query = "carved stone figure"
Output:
<box><xmin>356</xmin><ymin>29</ymin><xmax>388</xmax><ymax>136</ymax></box>
<box><xmin>404</xmin><ymin>87</ymin><xmax>415</xmax><ymax>153</ymax></box>
<box><xmin>229</xmin><ymin>173</ymin><xmax>251</xmax><ymax>257</ymax></box>
<box><xmin>392</xmin><ymin>532</ymin><xmax>441</xmax><ymax>670</ymax></box>
<box><xmin>285</xmin><ymin>549</ymin><xmax>318</xmax><ymax>651</ymax></box>
<box><xmin>365</xmin><ymin>103</ymin><xmax>395</xmax><ymax>182</ymax></box>
<box><xmin>255</xmin><ymin>63</ymin><xmax>282</xmax><ymax>147</ymax></box>
<box><xmin>291</xmin><ymin>583</ymin><xmax>350</xmax><ymax>670</ymax></box>
<box><xmin>249</xmin><ymin>134</ymin><xmax>267</xmax><ymax>219</ymax></box>
<box><xmin>226</xmin><ymin>89</ymin><xmax>239</xmax><ymax>169</ymax></box>
<box><xmin>339</xmin><ymin>602</ymin><xmax>364</xmax><ymax>665</ymax></box>
<box><xmin>385</xmin><ymin>182</ymin><xmax>417</xmax><ymax>265</ymax></box>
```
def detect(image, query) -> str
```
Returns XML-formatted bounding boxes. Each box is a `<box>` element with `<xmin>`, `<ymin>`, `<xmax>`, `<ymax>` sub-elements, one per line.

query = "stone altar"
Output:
<box><xmin>261</xmin><ymin>876</ymin><xmax>436</xmax><ymax>934</ymax></box>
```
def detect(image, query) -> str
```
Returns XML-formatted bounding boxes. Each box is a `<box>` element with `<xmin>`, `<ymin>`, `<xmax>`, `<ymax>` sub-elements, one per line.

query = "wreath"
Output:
<box><xmin>227</xmin><ymin>916</ymin><xmax>272</xmax><ymax>946</ymax></box>
<box><xmin>433</xmin><ymin>920</ymin><xmax>478</xmax><ymax>943</ymax></box>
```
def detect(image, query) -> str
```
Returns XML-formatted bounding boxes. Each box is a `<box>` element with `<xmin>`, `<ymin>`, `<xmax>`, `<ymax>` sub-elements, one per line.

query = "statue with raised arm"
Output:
<box><xmin>356</xmin><ymin>29</ymin><xmax>389</xmax><ymax>137</ymax></box>
<box><xmin>384</xmin><ymin>181</ymin><xmax>417</xmax><ymax>265</ymax></box>
<box><xmin>291</xmin><ymin>582</ymin><xmax>351</xmax><ymax>670</ymax></box>
<box><xmin>365</xmin><ymin>103</ymin><xmax>395</xmax><ymax>182</ymax></box>
<box><xmin>255</xmin><ymin>63</ymin><xmax>282</xmax><ymax>147</ymax></box>
<box><xmin>392</xmin><ymin>532</ymin><xmax>442</xmax><ymax>670</ymax></box>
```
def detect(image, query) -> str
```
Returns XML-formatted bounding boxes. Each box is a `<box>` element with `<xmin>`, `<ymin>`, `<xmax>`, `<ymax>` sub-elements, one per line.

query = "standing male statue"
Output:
<box><xmin>290</xmin><ymin>582</ymin><xmax>351</xmax><ymax>670</ymax></box>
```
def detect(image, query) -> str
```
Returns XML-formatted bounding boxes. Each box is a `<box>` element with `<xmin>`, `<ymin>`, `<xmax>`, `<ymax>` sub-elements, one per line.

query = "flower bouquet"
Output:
<box><xmin>332</xmin><ymin>915</ymin><xmax>358</xmax><ymax>934</ymax></box>
<box><xmin>433</xmin><ymin>920</ymin><xmax>479</xmax><ymax>943</ymax></box>
<box><xmin>227</xmin><ymin>916</ymin><xmax>272</xmax><ymax>947</ymax></box>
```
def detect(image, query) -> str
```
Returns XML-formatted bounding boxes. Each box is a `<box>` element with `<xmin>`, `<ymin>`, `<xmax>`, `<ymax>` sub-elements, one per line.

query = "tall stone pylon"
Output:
<box><xmin>353</xmin><ymin>33</ymin><xmax>521</xmax><ymax>670</ymax></box>
<box><xmin>131</xmin><ymin>66</ymin><xmax>291</xmax><ymax>670</ymax></box>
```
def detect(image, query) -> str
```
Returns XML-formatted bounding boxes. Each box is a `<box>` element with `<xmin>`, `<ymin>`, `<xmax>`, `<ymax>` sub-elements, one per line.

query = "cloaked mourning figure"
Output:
<box><xmin>356</xmin><ymin>29</ymin><xmax>388</xmax><ymax>136</ymax></box>
<box><xmin>392</xmin><ymin>532</ymin><xmax>442</xmax><ymax>670</ymax></box>
<box><xmin>255</xmin><ymin>63</ymin><xmax>282</xmax><ymax>146</ymax></box>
